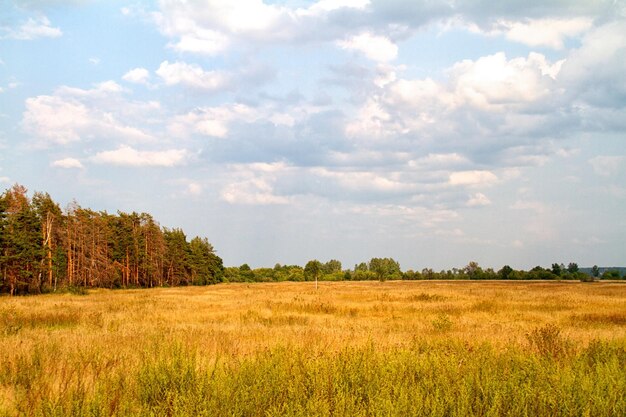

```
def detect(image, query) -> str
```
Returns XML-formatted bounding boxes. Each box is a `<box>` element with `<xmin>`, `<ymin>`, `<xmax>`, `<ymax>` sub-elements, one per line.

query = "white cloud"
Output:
<box><xmin>307</xmin><ymin>0</ymin><xmax>370</xmax><ymax>14</ymax></box>
<box><xmin>89</xmin><ymin>57</ymin><xmax>100</xmax><ymax>66</ymax></box>
<box><xmin>589</xmin><ymin>156</ymin><xmax>624</xmax><ymax>176</ymax></box>
<box><xmin>505</xmin><ymin>18</ymin><xmax>592</xmax><ymax>49</ymax></box>
<box><xmin>345</xmin><ymin>97</ymin><xmax>393</xmax><ymax>139</ymax></box>
<box><xmin>155</xmin><ymin>0</ymin><xmax>284</xmax><ymax>55</ymax></box>
<box><xmin>123</xmin><ymin>67</ymin><xmax>150</xmax><ymax>85</ymax></box>
<box><xmin>221</xmin><ymin>178</ymin><xmax>289</xmax><ymax>205</ymax></box>
<box><xmin>169</xmin><ymin>104</ymin><xmax>259</xmax><ymax>138</ymax></box>
<box><xmin>558</xmin><ymin>21</ymin><xmax>626</xmax><ymax>106</ymax></box>
<box><xmin>0</xmin><ymin>176</ymin><xmax>10</xmax><ymax>184</ymax></box>
<box><xmin>22</xmin><ymin>81</ymin><xmax>155</xmax><ymax>146</ymax></box>
<box><xmin>338</xmin><ymin>32</ymin><xmax>398</xmax><ymax>62</ymax></box>
<box><xmin>23</xmin><ymin>95</ymin><xmax>90</xmax><ymax>144</ymax></box>
<box><xmin>466</xmin><ymin>193</ymin><xmax>491</xmax><ymax>207</ymax></box>
<box><xmin>156</xmin><ymin>61</ymin><xmax>230</xmax><ymax>90</ymax></box>
<box><xmin>312</xmin><ymin>168</ymin><xmax>412</xmax><ymax>193</ymax></box>
<box><xmin>450</xmin><ymin>52</ymin><xmax>557</xmax><ymax>109</ymax></box>
<box><xmin>482</xmin><ymin>18</ymin><xmax>593</xmax><ymax>49</ymax></box>
<box><xmin>51</xmin><ymin>157</ymin><xmax>84</xmax><ymax>169</ymax></box>
<box><xmin>92</xmin><ymin>146</ymin><xmax>188</xmax><ymax>167</ymax></box>
<box><xmin>346</xmin><ymin>50</ymin><xmax>567</xmax><ymax>144</ymax></box>
<box><xmin>449</xmin><ymin>171</ymin><xmax>498</xmax><ymax>186</ymax></box>
<box><xmin>56</xmin><ymin>80</ymin><xmax>125</xmax><ymax>98</ymax></box>
<box><xmin>3</xmin><ymin>16</ymin><xmax>62</xmax><ymax>40</ymax></box>
<box><xmin>155</xmin><ymin>0</ymin><xmax>373</xmax><ymax>55</ymax></box>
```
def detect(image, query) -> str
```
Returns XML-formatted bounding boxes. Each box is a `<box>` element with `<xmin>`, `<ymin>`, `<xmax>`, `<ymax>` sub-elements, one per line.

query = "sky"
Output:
<box><xmin>0</xmin><ymin>0</ymin><xmax>625</xmax><ymax>271</ymax></box>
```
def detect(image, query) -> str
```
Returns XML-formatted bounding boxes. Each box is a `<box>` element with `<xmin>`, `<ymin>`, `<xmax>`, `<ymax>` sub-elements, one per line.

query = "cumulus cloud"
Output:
<box><xmin>51</xmin><ymin>157</ymin><xmax>84</xmax><ymax>169</ymax></box>
<box><xmin>2</xmin><ymin>16</ymin><xmax>62</xmax><ymax>40</ymax></box>
<box><xmin>558</xmin><ymin>21</ymin><xmax>626</xmax><ymax>107</ymax></box>
<box><xmin>23</xmin><ymin>95</ymin><xmax>90</xmax><ymax>144</ymax></box>
<box><xmin>169</xmin><ymin>103</ymin><xmax>259</xmax><ymax>138</ymax></box>
<box><xmin>344</xmin><ymin>50</ymin><xmax>572</xmax><ymax>148</ymax></box>
<box><xmin>92</xmin><ymin>146</ymin><xmax>189</xmax><ymax>167</ymax></box>
<box><xmin>220</xmin><ymin>162</ymin><xmax>292</xmax><ymax>205</ymax></box>
<box><xmin>502</xmin><ymin>18</ymin><xmax>592</xmax><ymax>49</ymax></box>
<box><xmin>156</xmin><ymin>61</ymin><xmax>230</xmax><ymax>90</ymax></box>
<box><xmin>449</xmin><ymin>52</ymin><xmax>559</xmax><ymax>109</ymax></box>
<box><xmin>22</xmin><ymin>81</ymin><xmax>156</xmax><ymax>146</ymax></box>
<box><xmin>475</xmin><ymin>18</ymin><xmax>593</xmax><ymax>49</ymax></box>
<box><xmin>221</xmin><ymin>178</ymin><xmax>290</xmax><ymax>205</ymax></box>
<box><xmin>154</xmin><ymin>0</ymin><xmax>376</xmax><ymax>55</ymax></box>
<box><xmin>123</xmin><ymin>67</ymin><xmax>151</xmax><ymax>85</ymax></box>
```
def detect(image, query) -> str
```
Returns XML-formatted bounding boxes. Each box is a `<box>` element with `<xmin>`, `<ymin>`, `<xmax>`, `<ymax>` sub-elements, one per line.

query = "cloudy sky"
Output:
<box><xmin>1</xmin><ymin>0</ymin><xmax>625</xmax><ymax>270</ymax></box>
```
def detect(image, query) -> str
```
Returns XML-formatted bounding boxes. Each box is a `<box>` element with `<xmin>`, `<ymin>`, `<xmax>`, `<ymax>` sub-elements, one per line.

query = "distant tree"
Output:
<box><xmin>591</xmin><ymin>265</ymin><xmax>600</xmax><ymax>278</ymax></box>
<box><xmin>498</xmin><ymin>265</ymin><xmax>513</xmax><ymax>280</ymax></box>
<box><xmin>304</xmin><ymin>260</ymin><xmax>322</xmax><ymax>289</ymax></box>
<box><xmin>354</xmin><ymin>262</ymin><xmax>368</xmax><ymax>272</ymax></box>
<box><xmin>239</xmin><ymin>263</ymin><xmax>254</xmax><ymax>281</ymax></box>
<box><xmin>601</xmin><ymin>270</ymin><xmax>621</xmax><ymax>280</ymax></box>
<box><xmin>421</xmin><ymin>268</ymin><xmax>435</xmax><ymax>280</ymax></box>
<box><xmin>369</xmin><ymin>258</ymin><xmax>401</xmax><ymax>281</ymax></box>
<box><xmin>322</xmin><ymin>259</ymin><xmax>342</xmax><ymax>274</ymax></box>
<box><xmin>551</xmin><ymin>263</ymin><xmax>562</xmax><ymax>277</ymax></box>
<box><xmin>304</xmin><ymin>260</ymin><xmax>322</xmax><ymax>281</ymax></box>
<box><xmin>463</xmin><ymin>261</ymin><xmax>483</xmax><ymax>279</ymax></box>
<box><xmin>529</xmin><ymin>266</ymin><xmax>554</xmax><ymax>280</ymax></box>
<box><xmin>567</xmin><ymin>262</ymin><xmax>579</xmax><ymax>274</ymax></box>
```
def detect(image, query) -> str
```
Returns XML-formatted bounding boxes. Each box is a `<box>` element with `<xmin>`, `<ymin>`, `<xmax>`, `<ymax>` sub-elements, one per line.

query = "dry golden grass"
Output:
<box><xmin>2</xmin><ymin>281</ymin><xmax>625</xmax><ymax>356</ymax></box>
<box><xmin>1</xmin><ymin>280</ymin><xmax>626</xmax><ymax>415</ymax></box>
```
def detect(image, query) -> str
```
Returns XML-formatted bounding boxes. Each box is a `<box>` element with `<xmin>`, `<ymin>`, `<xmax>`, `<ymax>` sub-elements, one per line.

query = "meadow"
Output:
<box><xmin>1</xmin><ymin>281</ymin><xmax>625</xmax><ymax>416</ymax></box>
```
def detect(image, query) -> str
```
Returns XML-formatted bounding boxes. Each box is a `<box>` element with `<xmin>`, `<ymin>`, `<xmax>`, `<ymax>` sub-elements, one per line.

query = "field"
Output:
<box><xmin>1</xmin><ymin>281</ymin><xmax>626</xmax><ymax>416</ymax></box>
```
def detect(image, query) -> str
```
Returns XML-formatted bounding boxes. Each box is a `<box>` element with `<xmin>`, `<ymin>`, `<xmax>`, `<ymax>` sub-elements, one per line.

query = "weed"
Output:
<box><xmin>410</xmin><ymin>293</ymin><xmax>446</xmax><ymax>302</ymax></box>
<box><xmin>431</xmin><ymin>314</ymin><xmax>453</xmax><ymax>332</ymax></box>
<box><xmin>526</xmin><ymin>324</ymin><xmax>571</xmax><ymax>358</ymax></box>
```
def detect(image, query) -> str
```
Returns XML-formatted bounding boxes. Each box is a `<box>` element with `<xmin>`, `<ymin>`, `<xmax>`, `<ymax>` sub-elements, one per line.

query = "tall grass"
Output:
<box><xmin>2</xmin><ymin>339</ymin><xmax>625</xmax><ymax>416</ymax></box>
<box><xmin>1</xmin><ymin>281</ymin><xmax>626</xmax><ymax>416</ymax></box>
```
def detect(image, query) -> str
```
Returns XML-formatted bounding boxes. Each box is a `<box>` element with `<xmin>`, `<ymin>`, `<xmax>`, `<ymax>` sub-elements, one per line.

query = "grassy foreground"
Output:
<box><xmin>1</xmin><ymin>281</ymin><xmax>625</xmax><ymax>416</ymax></box>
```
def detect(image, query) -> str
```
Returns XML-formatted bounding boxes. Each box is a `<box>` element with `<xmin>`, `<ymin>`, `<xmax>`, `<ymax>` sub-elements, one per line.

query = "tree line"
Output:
<box><xmin>222</xmin><ymin>259</ymin><xmax>624</xmax><ymax>283</ymax></box>
<box><xmin>1</xmin><ymin>184</ymin><xmax>223</xmax><ymax>295</ymax></box>
<box><xmin>2</xmin><ymin>185</ymin><xmax>623</xmax><ymax>295</ymax></box>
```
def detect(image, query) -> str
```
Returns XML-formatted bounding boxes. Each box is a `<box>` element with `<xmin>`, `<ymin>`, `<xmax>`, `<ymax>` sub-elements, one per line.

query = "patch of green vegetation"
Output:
<box><xmin>4</xmin><ymin>339</ymin><xmax>625</xmax><ymax>416</ymax></box>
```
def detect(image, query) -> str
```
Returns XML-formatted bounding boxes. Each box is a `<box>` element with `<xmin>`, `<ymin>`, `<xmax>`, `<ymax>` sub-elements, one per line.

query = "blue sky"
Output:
<box><xmin>1</xmin><ymin>0</ymin><xmax>625</xmax><ymax>270</ymax></box>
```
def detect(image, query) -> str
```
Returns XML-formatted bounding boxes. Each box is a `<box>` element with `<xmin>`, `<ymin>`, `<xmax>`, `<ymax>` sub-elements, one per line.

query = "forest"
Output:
<box><xmin>1</xmin><ymin>184</ymin><xmax>623</xmax><ymax>295</ymax></box>
<box><xmin>0</xmin><ymin>184</ymin><xmax>223</xmax><ymax>295</ymax></box>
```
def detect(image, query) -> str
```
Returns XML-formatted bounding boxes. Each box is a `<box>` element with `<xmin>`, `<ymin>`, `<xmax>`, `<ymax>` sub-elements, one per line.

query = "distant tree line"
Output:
<box><xmin>1</xmin><ymin>185</ymin><xmax>223</xmax><ymax>295</ymax></box>
<box><xmin>223</xmin><ymin>260</ymin><xmax>624</xmax><ymax>283</ymax></box>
